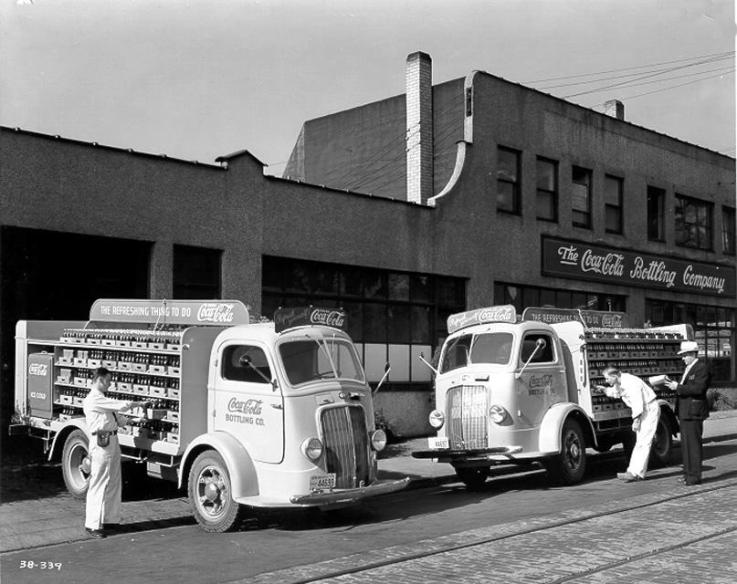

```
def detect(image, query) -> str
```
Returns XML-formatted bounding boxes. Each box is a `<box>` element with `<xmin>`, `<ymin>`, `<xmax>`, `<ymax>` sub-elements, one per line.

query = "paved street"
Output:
<box><xmin>1</xmin><ymin>412</ymin><xmax>736</xmax><ymax>583</ymax></box>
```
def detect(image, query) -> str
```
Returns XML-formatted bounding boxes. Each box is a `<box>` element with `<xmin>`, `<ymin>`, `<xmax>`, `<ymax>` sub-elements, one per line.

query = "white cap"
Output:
<box><xmin>677</xmin><ymin>340</ymin><xmax>699</xmax><ymax>355</ymax></box>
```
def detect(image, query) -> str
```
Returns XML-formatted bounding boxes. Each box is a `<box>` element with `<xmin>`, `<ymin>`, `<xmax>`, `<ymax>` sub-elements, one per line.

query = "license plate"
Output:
<box><xmin>428</xmin><ymin>436</ymin><xmax>449</xmax><ymax>450</ymax></box>
<box><xmin>309</xmin><ymin>473</ymin><xmax>336</xmax><ymax>490</ymax></box>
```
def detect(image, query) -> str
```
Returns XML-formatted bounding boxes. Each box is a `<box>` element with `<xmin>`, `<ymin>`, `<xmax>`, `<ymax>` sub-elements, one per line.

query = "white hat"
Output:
<box><xmin>677</xmin><ymin>340</ymin><xmax>699</xmax><ymax>355</ymax></box>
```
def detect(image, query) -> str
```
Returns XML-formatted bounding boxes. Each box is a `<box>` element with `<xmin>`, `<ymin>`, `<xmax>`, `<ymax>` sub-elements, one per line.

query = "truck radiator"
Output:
<box><xmin>320</xmin><ymin>406</ymin><xmax>370</xmax><ymax>489</ymax></box>
<box><xmin>446</xmin><ymin>385</ymin><xmax>489</xmax><ymax>450</ymax></box>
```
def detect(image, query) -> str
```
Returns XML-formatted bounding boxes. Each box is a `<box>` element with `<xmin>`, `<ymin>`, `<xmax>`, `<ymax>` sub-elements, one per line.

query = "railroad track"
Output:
<box><xmin>247</xmin><ymin>479</ymin><xmax>737</xmax><ymax>584</ymax></box>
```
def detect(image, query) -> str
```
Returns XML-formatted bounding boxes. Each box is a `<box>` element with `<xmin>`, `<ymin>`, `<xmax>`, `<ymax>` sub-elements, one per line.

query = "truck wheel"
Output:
<box><xmin>61</xmin><ymin>429</ymin><xmax>91</xmax><ymax>499</ymax></box>
<box><xmin>650</xmin><ymin>415</ymin><xmax>674</xmax><ymax>467</ymax></box>
<box><xmin>544</xmin><ymin>419</ymin><xmax>587</xmax><ymax>485</ymax></box>
<box><xmin>188</xmin><ymin>451</ymin><xmax>243</xmax><ymax>533</ymax></box>
<box><xmin>455</xmin><ymin>466</ymin><xmax>489</xmax><ymax>490</ymax></box>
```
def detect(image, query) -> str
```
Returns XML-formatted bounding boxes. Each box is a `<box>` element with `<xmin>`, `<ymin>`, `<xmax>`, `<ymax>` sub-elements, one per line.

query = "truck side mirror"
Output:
<box><xmin>373</xmin><ymin>362</ymin><xmax>391</xmax><ymax>395</ymax></box>
<box><xmin>515</xmin><ymin>338</ymin><xmax>546</xmax><ymax>379</ymax></box>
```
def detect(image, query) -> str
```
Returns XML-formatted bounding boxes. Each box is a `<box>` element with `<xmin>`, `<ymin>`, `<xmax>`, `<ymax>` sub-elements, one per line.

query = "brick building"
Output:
<box><xmin>1</xmin><ymin>52</ymin><xmax>734</xmax><ymax>438</ymax></box>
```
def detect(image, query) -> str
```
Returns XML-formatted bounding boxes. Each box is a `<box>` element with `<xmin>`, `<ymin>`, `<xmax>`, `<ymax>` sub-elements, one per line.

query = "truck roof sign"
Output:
<box><xmin>274</xmin><ymin>307</ymin><xmax>347</xmax><ymax>333</ymax></box>
<box><xmin>89</xmin><ymin>299</ymin><xmax>250</xmax><ymax>326</ymax></box>
<box><xmin>522</xmin><ymin>307</ymin><xmax>630</xmax><ymax>328</ymax></box>
<box><xmin>447</xmin><ymin>305</ymin><xmax>517</xmax><ymax>334</ymax></box>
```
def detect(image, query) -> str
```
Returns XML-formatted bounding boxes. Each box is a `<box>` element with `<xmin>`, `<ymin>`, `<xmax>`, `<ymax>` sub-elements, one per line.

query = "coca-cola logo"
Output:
<box><xmin>197</xmin><ymin>303</ymin><xmax>235</xmax><ymax>323</ymax></box>
<box><xmin>227</xmin><ymin>398</ymin><xmax>263</xmax><ymax>416</ymax></box>
<box><xmin>310</xmin><ymin>309</ymin><xmax>345</xmax><ymax>328</ymax></box>
<box><xmin>28</xmin><ymin>363</ymin><xmax>48</xmax><ymax>376</ymax></box>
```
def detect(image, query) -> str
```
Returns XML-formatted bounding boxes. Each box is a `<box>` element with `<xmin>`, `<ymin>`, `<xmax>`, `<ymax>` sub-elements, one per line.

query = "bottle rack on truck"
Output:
<box><xmin>16</xmin><ymin>318</ymin><xmax>225</xmax><ymax>465</ymax></box>
<box><xmin>55</xmin><ymin>328</ymin><xmax>183</xmax><ymax>446</ymax></box>
<box><xmin>582</xmin><ymin>326</ymin><xmax>684</xmax><ymax>425</ymax></box>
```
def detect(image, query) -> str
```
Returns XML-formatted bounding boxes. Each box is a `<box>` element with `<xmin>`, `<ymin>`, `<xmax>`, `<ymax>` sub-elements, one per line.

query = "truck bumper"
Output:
<box><xmin>412</xmin><ymin>445</ymin><xmax>523</xmax><ymax>462</ymax></box>
<box><xmin>289</xmin><ymin>477</ymin><xmax>410</xmax><ymax>506</ymax></box>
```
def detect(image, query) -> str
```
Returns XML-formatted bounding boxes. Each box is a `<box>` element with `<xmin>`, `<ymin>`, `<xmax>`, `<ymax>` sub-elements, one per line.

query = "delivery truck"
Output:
<box><xmin>413</xmin><ymin>305</ymin><xmax>690</xmax><ymax>488</ymax></box>
<box><xmin>11</xmin><ymin>299</ymin><xmax>408</xmax><ymax>532</ymax></box>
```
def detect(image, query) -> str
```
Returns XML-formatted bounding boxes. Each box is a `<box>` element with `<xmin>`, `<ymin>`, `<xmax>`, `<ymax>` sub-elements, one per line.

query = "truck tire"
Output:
<box><xmin>649</xmin><ymin>415</ymin><xmax>674</xmax><ymax>467</ymax></box>
<box><xmin>455</xmin><ymin>466</ymin><xmax>489</xmax><ymax>490</ymax></box>
<box><xmin>188</xmin><ymin>450</ymin><xmax>243</xmax><ymax>533</ymax></box>
<box><xmin>544</xmin><ymin>418</ymin><xmax>587</xmax><ymax>485</ymax></box>
<box><xmin>61</xmin><ymin>429</ymin><xmax>91</xmax><ymax>499</ymax></box>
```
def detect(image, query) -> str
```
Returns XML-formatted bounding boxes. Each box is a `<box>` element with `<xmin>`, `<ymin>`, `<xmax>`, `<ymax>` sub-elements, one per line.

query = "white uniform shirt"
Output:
<box><xmin>603</xmin><ymin>372</ymin><xmax>656</xmax><ymax>419</ymax></box>
<box><xmin>82</xmin><ymin>389</ymin><xmax>134</xmax><ymax>435</ymax></box>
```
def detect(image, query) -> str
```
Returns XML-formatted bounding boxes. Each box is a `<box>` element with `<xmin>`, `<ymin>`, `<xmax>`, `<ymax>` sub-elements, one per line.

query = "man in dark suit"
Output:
<box><xmin>665</xmin><ymin>341</ymin><xmax>711</xmax><ymax>485</ymax></box>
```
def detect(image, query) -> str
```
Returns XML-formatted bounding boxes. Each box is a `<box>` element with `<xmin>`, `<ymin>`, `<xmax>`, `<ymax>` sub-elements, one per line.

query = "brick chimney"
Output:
<box><xmin>406</xmin><ymin>52</ymin><xmax>433</xmax><ymax>204</ymax></box>
<box><xmin>604</xmin><ymin>99</ymin><xmax>625</xmax><ymax>120</ymax></box>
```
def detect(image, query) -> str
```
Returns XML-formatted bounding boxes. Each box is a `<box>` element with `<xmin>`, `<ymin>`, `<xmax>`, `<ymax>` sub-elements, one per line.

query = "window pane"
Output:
<box><xmin>497</xmin><ymin>181</ymin><xmax>516</xmax><ymax>212</ymax></box>
<box><xmin>605</xmin><ymin>207</ymin><xmax>622</xmax><ymax>233</ymax></box>
<box><xmin>388</xmin><ymin>305</ymin><xmax>410</xmax><ymax>342</ymax></box>
<box><xmin>411</xmin><ymin>305</ymin><xmax>432</xmax><ymax>343</ymax></box>
<box><xmin>388</xmin><ymin>273</ymin><xmax>410</xmax><ymax>301</ymax></box>
<box><xmin>363</xmin><ymin>302</ymin><xmax>386</xmax><ymax>342</ymax></box>
<box><xmin>411</xmin><ymin>274</ymin><xmax>432</xmax><ymax>303</ymax></box>
<box><xmin>173</xmin><ymin>245</ymin><xmax>222</xmax><ymax>299</ymax></box>
<box><xmin>536</xmin><ymin>191</ymin><xmax>556</xmax><ymax>221</ymax></box>
<box><xmin>536</xmin><ymin>158</ymin><xmax>555</xmax><ymax>190</ymax></box>
<box><xmin>647</xmin><ymin>186</ymin><xmax>665</xmax><ymax>241</ymax></box>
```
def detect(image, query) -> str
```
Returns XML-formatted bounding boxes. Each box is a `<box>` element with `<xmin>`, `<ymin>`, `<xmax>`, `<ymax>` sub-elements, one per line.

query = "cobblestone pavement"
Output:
<box><xmin>242</xmin><ymin>481</ymin><xmax>737</xmax><ymax>584</ymax></box>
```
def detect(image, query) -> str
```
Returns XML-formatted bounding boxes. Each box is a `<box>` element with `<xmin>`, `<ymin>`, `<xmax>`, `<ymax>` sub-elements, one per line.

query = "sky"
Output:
<box><xmin>1</xmin><ymin>0</ymin><xmax>735</xmax><ymax>176</ymax></box>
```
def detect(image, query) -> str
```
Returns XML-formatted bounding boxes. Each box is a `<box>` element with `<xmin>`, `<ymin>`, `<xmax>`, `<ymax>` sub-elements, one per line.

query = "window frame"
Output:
<box><xmin>723</xmin><ymin>205</ymin><xmax>736</xmax><ymax>255</ymax></box>
<box><xmin>571</xmin><ymin>165</ymin><xmax>592</xmax><ymax>229</ymax></box>
<box><xmin>496</xmin><ymin>146</ymin><xmax>522</xmax><ymax>215</ymax></box>
<box><xmin>675</xmin><ymin>194</ymin><xmax>713</xmax><ymax>251</ymax></box>
<box><xmin>604</xmin><ymin>174</ymin><xmax>623</xmax><ymax>235</ymax></box>
<box><xmin>536</xmin><ymin>156</ymin><xmax>558</xmax><ymax>222</ymax></box>
<box><xmin>647</xmin><ymin>186</ymin><xmax>666</xmax><ymax>242</ymax></box>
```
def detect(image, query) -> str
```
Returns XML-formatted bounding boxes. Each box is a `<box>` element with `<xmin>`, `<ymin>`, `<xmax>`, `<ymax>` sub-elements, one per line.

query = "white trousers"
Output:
<box><xmin>627</xmin><ymin>401</ymin><xmax>661</xmax><ymax>478</ymax></box>
<box><xmin>85</xmin><ymin>435</ymin><xmax>122</xmax><ymax>530</ymax></box>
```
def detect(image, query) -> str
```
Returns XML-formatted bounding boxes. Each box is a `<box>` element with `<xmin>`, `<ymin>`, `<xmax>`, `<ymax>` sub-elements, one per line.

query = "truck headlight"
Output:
<box><xmin>489</xmin><ymin>405</ymin><xmax>508</xmax><ymax>424</ymax></box>
<box><xmin>428</xmin><ymin>409</ymin><xmax>445</xmax><ymax>429</ymax></box>
<box><xmin>370</xmin><ymin>429</ymin><xmax>387</xmax><ymax>451</ymax></box>
<box><xmin>301</xmin><ymin>437</ymin><xmax>323</xmax><ymax>461</ymax></box>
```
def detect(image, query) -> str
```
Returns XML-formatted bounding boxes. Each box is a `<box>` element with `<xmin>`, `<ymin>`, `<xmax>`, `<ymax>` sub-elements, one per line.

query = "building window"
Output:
<box><xmin>536</xmin><ymin>157</ymin><xmax>558</xmax><ymax>222</ymax></box>
<box><xmin>173</xmin><ymin>245</ymin><xmax>222</xmax><ymax>299</ymax></box>
<box><xmin>494</xmin><ymin>282</ymin><xmax>625</xmax><ymax>313</ymax></box>
<box><xmin>675</xmin><ymin>194</ymin><xmax>713</xmax><ymax>250</ymax></box>
<box><xmin>571</xmin><ymin>166</ymin><xmax>592</xmax><ymax>229</ymax></box>
<box><xmin>497</xmin><ymin>146</ymin><xmax>521</xmax><ymax>214</ymax></box>
<box><xmin>646</xmin><ymin>299</ymin><xmax>735</xmax><ymax>384</ymax></box>
<box><xmin>647</xmin><ymin>186</ymin><xmax>665</xmax><ymax>242</ymax></box>
<box><xmin>604</xmin><ymin>175</ymin><xmax>623</xmax><ymax>234</ymax></box>
<box><xmin>723</xmin><ymin>206</ymin><xmax>736</xmax><ymax>255</ymax></box>
<box><xmin>262</xmin><ymin>256</ymin><xmax>466</xmax><ymax>390</ymax></box>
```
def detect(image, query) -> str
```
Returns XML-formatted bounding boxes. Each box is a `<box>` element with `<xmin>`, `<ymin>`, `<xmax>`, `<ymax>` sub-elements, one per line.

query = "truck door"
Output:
<box><xmin>212</xmin><ymin>343</ymin><xmax>284</xmax><ymax>463</ymax></box>
<box><xmin>516</xmin><ymin>332</ymin><xmax>567</xmax><ymax>427</ymax></box>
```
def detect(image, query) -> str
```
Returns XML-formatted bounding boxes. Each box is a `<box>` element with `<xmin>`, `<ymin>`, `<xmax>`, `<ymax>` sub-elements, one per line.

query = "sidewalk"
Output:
<box><xmin>1</xmin><ymin>410</ymin><xmax>735</xmax><ymax>554</ymax></box>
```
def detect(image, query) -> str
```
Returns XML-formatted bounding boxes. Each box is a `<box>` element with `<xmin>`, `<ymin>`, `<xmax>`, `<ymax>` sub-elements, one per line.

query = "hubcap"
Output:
<box><xmin>197</xmin><ymin>466</ymin><xmax>227</xmax><ymax>518</ymax></box>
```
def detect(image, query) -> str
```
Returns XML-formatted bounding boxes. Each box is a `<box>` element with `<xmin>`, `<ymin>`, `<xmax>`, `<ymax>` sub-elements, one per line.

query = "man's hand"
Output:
<box><xmin>664</xmin><ymin>379</ymin><xmax>678</xmax><ymax>391</ymax></box>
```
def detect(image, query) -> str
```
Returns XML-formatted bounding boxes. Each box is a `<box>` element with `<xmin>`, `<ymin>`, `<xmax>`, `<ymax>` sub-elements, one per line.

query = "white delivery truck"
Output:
<box><xmin>12</xmin><ymin>299</ymin><xmax>408</xmax><ymax>531</ymax></box>
<box><xmin>413</xmin><ymin>305</ymin><xmax>690</xmax><ymax>488</ymax></box>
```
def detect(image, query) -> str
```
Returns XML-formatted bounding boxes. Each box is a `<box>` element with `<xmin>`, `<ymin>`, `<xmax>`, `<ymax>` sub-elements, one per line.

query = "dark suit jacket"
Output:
<box><xmin>675</xmin><ymin>359</ymin><xmax>712</xmax><ymax>421</ymax></box>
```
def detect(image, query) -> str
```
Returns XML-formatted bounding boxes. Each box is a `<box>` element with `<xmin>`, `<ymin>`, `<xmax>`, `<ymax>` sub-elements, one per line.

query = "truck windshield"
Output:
<box><xmin>440</xmin><ymin>332</ymin><xmax>514</xmax><ymax>373</ymax></box>
<box><xmin>279</xmin><ymin>336</ymin><xmax>364</xmax><ymax>386</ymax></box>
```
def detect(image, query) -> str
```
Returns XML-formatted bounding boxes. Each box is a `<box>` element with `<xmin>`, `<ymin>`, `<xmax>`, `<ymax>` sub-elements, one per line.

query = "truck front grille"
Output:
<box><xmin>446</xmin><ymin>385</ymin><xmax>489</xmax><ymax>450</ymax></box>
<box><xmin>320</xmin><ymin>405</ymin><xmax>370</xmax><ymax>489</ymax></box>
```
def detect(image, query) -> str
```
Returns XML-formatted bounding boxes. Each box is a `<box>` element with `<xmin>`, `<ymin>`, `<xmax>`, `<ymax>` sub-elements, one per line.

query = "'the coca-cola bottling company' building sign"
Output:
<box><xmin>541</xmin><ymin>236</ymin><xmax>736</xmax><ymax>298</ymax></box>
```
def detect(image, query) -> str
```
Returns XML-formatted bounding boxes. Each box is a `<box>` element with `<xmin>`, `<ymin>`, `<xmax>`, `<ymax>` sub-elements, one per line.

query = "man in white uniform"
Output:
<box><xmin>83</xmin><ymin>367</ymin><xmax>149</xmax><ymax>538</ymax></box>
<box><xmin>596</xmin><ymin>366</ymin><xmax>660</xmax><ymax>482</ymax></box>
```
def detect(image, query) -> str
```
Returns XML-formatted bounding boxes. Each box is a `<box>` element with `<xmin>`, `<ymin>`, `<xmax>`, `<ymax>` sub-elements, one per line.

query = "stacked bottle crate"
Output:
<box><xmin>585</xmin><ymin>327</ymin><xmax>683</xmax><ymax>417</ymax></box>
<box><xmin>54</xmin><ymin>328</ymin><xmax>183</xmax><ymax>444</ymax></box>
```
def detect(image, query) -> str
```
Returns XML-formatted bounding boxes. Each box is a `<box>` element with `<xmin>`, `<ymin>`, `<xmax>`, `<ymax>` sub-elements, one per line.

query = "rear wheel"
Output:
<box><xmin>61</xmin><ymin>429</ymin><xmax>90</xmax><ymax>499</ymax></box>
<box><xmin>455</xmin><ymin>466</ymin><xmax>489</xmax><ymax>490</ymax></box>
<box><xmin>544</xmin><ymin>419</ymin><xmax>587</xmax><ymax>485</ymax></box>
<box><xmin>188</xmin><ymin>450</ymin><xmax>243</xmax><ymax>532</ymax></box>
<box><xmin>650</xmin><ymin>414</ymin><xmax>674</xmax><ymax>467</ymax></box>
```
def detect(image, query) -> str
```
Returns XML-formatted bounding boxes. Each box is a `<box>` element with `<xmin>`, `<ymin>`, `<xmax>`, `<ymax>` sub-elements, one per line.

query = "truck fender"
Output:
<box><xmin>656</xmin><ymin>398</ymin><xmax>679</xmax><ymax>435</ymax></box>
<box><xmin>178</xmin><ymin>431</ymin><xmax>258</xmax><ymax>499</ymax></box>
<box><xmin>538</xmin><ymin>402</ymin><xmax>596</xmax><ymax>453</ymax></box>
<box><xmin>48</xmin><ymin>419</ymin><xmax>90</xmax><ymax>461</ymax></box>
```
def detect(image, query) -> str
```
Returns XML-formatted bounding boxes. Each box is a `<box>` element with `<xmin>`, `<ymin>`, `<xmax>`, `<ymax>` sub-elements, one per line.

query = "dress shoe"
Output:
<box><xmin>85</xmin><ymin>528</ymin><xmax>106</xmax><ymax>539</ymax></box>
<box><xmin>616</xmin><ymin>472</ymin><xmax>640</xmax><ymax>482</ymax></box>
